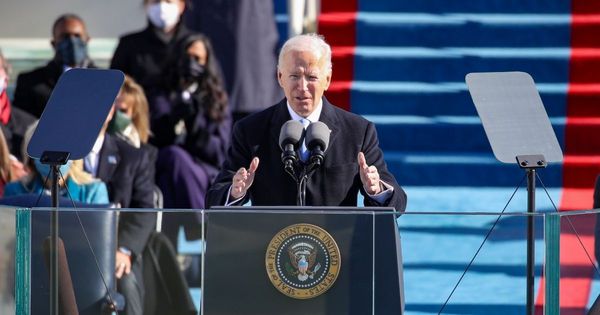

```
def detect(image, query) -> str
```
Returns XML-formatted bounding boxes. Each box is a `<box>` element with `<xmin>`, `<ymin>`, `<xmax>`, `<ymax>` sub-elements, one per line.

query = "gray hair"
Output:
<box><xmin>278</xmin><ymin>33</ymin><xmax>332</xmax><ymax>73</ymax></box>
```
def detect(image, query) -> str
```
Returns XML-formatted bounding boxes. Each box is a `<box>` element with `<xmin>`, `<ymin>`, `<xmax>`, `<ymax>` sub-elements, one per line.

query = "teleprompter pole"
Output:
<box><xmin>41</xmin><ymin>151</ymin><xmax>70</xmax><ymax>315</ymax></box>
<box><xmin>50</xmin><ymin>164</ymin><xmax>59</xmax><ymax>315</ymax></box>
<box><xmin>517</xmin><ymin>155</ymin><xmax>546</xmax><ymax>315</ymax></box>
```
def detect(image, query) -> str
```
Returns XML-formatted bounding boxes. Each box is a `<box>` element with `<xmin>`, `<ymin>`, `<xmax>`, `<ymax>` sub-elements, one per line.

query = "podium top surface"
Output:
<box><xmin>28</xmin><ymin>68</ymin><xmax>124</xmax><ymax>160</ymax></box>
<box><xmin>466</xmin><ymin>71</ymin><xmax>563</xmax><ymax>164</ymax></box>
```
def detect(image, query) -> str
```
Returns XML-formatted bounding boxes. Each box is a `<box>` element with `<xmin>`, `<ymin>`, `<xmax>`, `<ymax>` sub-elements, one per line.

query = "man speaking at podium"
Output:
<box><xmin>206</xmin><ymin>33</ymin><xmax>406</xmax><ymax>212</ymax></box>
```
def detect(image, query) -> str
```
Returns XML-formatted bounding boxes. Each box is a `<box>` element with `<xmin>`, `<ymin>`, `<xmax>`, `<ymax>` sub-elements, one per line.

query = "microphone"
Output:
<box><xmin>278</xmin><ymin>120</ymin><xmax>304</xmax><ymax>170</ymax></box>
<box><xmin>305</xmin><ymin>121</ymin><xmax>331</xmax><ymax>166</ymax></box>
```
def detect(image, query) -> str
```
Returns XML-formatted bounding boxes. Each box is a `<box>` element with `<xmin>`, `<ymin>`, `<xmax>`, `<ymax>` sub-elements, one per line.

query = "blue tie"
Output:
<box><xmin>300</xmin><ymin>118</ymin><xmax>310</xmax><ymax>162</ymax></box>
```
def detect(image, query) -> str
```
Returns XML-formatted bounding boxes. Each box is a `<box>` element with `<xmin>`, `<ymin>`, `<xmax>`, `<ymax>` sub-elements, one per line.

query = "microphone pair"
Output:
<box><xmin>278</xmin><ymin>120</ymin><xmax>331</xmax><ymax>171</ymax></box>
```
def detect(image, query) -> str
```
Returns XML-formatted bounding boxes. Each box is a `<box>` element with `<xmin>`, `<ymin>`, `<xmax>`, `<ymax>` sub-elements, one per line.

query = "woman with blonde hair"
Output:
<box><xmin>108</xmin><ymin>74</ymin><xmax>157</xmax><ymax>182</ymax></box>
<box><xmin>110</xmin><ymin>74</ymin><xmax>151</xmax><ymax>147</ymax></box>
<box><xmin>3</xmin><ymin>122</ymin><xmax>109</xmax><ymax>204</ymax></box>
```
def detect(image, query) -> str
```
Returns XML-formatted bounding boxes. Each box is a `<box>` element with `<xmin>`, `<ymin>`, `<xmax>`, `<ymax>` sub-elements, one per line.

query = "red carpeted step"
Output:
<box><xmin>562</xmin><ymin>119</ymin><xmax>600</xmax><ymax>155</ymax></box>
<box><xmin>562</xmin><ymin>155</ymin><xmax>600</xmax><ymax>189</ymax></box>
<box><xmin>325</xmin><ymin>80</ymin><xmax>352</xmax><ymax>112</ymax></box>
<box><xmin>568</xmin><ymin>51</ymin><xmax>600</xmax><ymax>83</ymax></box>
<box><xmin>318</xmin><ymin>1</ymin><xmax>357</xmax><ymax>111</ymax></box>
<box><xmin>536</xmin><ymin>0</ymin><xmax>600</xmax><ymax>313</ymax></box>
<box><xmin>318</xmin><ymin>13</ymin><xmax>357</xmax><ymax>47</ymax></box>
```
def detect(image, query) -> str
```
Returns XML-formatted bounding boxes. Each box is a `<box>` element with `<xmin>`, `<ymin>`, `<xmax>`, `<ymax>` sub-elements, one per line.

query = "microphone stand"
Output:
<box><xmin>296</xmin><ymin>158</ymin><xmax>321</xmax><ymax>206</ymax></box>
<box><xmin>283</xmin><ymin>157</ymin><xmax>321</xmax><ymax>207</ymax></box>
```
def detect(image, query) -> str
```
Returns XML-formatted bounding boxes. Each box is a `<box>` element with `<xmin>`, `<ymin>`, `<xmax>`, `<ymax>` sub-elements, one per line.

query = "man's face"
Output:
<box><xmin>52</xmin><ymin>18</ymin><xmax>89</xmax><ymax>49</ymax></box>
<box><xmin>277</xmin><ymin>50</ymin><xmax>331</xmax><ymax>117</ymax></box>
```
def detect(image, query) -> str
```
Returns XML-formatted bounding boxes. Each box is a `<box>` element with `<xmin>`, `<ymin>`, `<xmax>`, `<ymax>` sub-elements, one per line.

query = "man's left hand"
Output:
<box><xmin>358</xmin><ymin>152</ymin><xmax>382</xmax><ymax>195</ymax></box>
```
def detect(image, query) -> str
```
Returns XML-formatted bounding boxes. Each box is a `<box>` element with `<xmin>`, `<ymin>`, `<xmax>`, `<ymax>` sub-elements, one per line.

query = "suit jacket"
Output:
<box><xmin>13</xmin><ymin>59</ymin><xmax>96</xmax><ymax>118</ymax></box>
<box><xmin>96</xmin><ymin>134</ymin><xmax>156</xmax><ymax>257</ymax></box>
<box><xmin>206</xmin><ymin>98</ymin><xmax>407</xmax><ymax>212</ymax></box>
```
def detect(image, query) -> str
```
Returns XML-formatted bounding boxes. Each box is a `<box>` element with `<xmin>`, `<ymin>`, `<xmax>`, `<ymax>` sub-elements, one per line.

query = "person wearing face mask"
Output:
<box><xmin>108</xmin><ymin>75</ymin><xmax>158</xmax><ymax>180</ymax></box>
<box><xmin>148</xmin><ymin>34</ymin><xmax>231</xmax><ymax>249</ymax></box>
<box><xmin>84</xmin><ymin>103</ymin><xmax>158</xmax><ymax>315</ymax></box>
<box><xmin>13</xmin><ymin>14</ymin><xmax>95</xmax><ymax>118</ymax></box>
<box><xmin>3</xmin><ymin>122</ymin><xmax>109</xmax><ymax>204</ymax></box>
<box><xmin>110</xmin><ymin>0</ymin><xmax>193</xmax><ymax>99</ymax></box>
<box><xmin>0</xmin><ymin>48</ymin><xmax>35</xmax><ymax>169</ymax></box>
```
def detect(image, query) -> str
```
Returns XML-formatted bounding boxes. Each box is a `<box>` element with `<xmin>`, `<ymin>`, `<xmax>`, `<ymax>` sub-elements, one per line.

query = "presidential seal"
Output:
<box><xmin>265</xmin><ymin>223</ymin><xmax>341</xmax><ymax>299</ymax></box>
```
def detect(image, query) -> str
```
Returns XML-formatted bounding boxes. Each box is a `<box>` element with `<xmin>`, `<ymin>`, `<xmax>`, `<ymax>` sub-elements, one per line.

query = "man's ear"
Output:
<box><xmin>277</xmin><ymin>69</ymin><xmax>284</xmax><ymax>87</ymax></box>
<box><xmin>324</xmin><ymin>71</ymin><xmax>332</xmax><ymax>91</ymax></box>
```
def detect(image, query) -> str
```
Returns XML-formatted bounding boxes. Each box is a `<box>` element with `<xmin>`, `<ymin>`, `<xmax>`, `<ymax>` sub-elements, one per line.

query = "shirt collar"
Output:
<box><xmin>286</xmin><ymin>98</ymin><xmax>323</xmax><ymax>124</ymax></box>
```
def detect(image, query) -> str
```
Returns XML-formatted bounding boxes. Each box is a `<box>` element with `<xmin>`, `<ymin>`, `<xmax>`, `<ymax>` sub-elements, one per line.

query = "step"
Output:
<box><xmin>562</xmin><ymin>155</ymin><xmax>600</xmax><ymax>189</ymax></box>
<box><xmin>383</xmin><ymin>151</ymin><xmax>563</xmax><ymax>187</ymax></box>
<box><xmin>346</xmin><ymin>82</ymin><xmax>600</xmax><ymax>118</ymax></box>
<box><xmin>567</xmin><ymin>84</ymin><xmax>600</xmax><ymax>117</ymax></box>
<box><xmin>336</xmin><ymin>47</ymin><xmax>570</xmax><ymax>83</ymax></box>
<box><xmin>402</xmin><ymin>186</ymin><xmax>562</xmax><ymax>212</ymax></box>
<box><xmin>348</xmin><ymin>84</ymin><xmax>567</xmax><ymax>117</ymax></box>
<box><xmin>365</xmin><ymin>115</ymin><xmax>567</xmax><ymax>153</ymax></box>
<box><xmin>353</xmin><ymin>13</ymin><xmax>570</xmax><ymax>48</ymax></box>
<box><xmin>358</xmin><ymin>1</ymin><xmax>569</xmax><ymax>14</ymax></box>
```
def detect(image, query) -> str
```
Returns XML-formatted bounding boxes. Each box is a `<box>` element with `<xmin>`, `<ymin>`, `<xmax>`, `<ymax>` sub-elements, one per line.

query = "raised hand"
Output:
<box><xmin>358</xmin><ymin>152</ymin><xmax>382</xmax><ymax>195</ymax></box>
<box><xmin>230</xmin><ymin>157</ymin><xmax>260</xmax><ymax>200</ymax></box>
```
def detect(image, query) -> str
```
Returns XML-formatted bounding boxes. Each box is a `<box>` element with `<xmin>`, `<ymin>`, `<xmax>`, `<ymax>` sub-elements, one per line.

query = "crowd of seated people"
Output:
<box><xmin>0</xmin><ymin>0</ymin><xmax>289</xmax><ymax>311</ymax></box>
<box><xmin>0</xmin><ymin>2</ymin><xmax>236</xmax><ymax>312</ymax></box>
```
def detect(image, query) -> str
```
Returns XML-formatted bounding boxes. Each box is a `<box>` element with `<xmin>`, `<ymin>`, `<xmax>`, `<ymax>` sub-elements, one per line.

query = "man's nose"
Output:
<box><xmin>297</xmin><ymin>77</ymin><xmax>308</xmax><ymax>91</ymax></box>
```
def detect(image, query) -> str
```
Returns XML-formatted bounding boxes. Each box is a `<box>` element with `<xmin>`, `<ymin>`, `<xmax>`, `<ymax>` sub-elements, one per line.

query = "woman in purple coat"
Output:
<box><xmin>149</xmin><ymin>34</ymin><xmax>231</xmax><ymax>246</ymax></box>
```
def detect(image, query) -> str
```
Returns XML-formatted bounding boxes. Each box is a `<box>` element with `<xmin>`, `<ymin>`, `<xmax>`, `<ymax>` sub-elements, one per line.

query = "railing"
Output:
<box><xmin>2</xmin><ymin>206</ymin><xmax>598</xmax><ymax>314</ymax></box>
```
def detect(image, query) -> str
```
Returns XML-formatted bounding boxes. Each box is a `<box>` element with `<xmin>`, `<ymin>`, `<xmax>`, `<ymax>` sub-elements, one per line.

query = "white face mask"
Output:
<box><xmin>0</xmin><ymin>75</ymin><xmax>6</xmax><ymax>95</ymax></box>
<box><xmin>147</xmin><ymin>2</ymin><xmax>181</xmax><ymax>30</ymax></box>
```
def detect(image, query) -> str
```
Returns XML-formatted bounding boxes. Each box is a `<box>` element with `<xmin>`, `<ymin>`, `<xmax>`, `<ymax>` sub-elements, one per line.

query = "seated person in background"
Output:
<box><xmin>13</xmin><ymin>14</ymin><xmax>96</xmax><ymax>118</ymax></box>
<box><xmin>108</xmin><ymin>75</ymin><xmax>157</xmax><ymax>179</ymax></box>
<box><xmin>110</xmin><ymin>0</ymin><xmax>192</xmax><ymax>99</ymax></box>
<box><xmin>85</xmin><ymin>106</ymin><xmax>156</xmax><ymax>315</ymax></box>
<box><xmin>4</xmin><ymin>123</ymin><xmax>108</xmax><ymax>204</ymax></box>
<box><xmin>148</xmin><ymin>34</ymin><xmax>231</xmax><ymax>248</ymax></box>
<box><xmin>0</xmin><ymin>48</ymin><xmax>36</xmax><ymax>163</ymax></box>
<box><xmin>0</xmin><ymin>128</ymin><xmax>21</xmax><ymax>196</ymax></box>
<box><xmin>110</xmin><ymin>75</ymin><xmax>152</xmax><ymax>149</ymax></box>
<box><xmin>206</xmin><ymin>34</ymin><xmax>407</xmax><ymax>212</ymax></box>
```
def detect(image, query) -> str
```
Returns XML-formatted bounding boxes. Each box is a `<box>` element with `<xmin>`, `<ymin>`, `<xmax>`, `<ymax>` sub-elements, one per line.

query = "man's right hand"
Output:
<box><xmin>230</xmin><ymin>157</ymin><xmax>259</xmax><ymax>200</ymax></box>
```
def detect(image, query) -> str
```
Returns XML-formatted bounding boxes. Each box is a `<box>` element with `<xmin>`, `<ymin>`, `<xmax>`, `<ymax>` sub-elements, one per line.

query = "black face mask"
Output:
<box><xmin>56</xmin><ymin>36</ymin><xmax>88</xmax><ymax>67</ymax></box>
<box><xmin>180</xmin><ymin>55</ymin><xmax>206</xmax><ymax>82</ymax></box>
